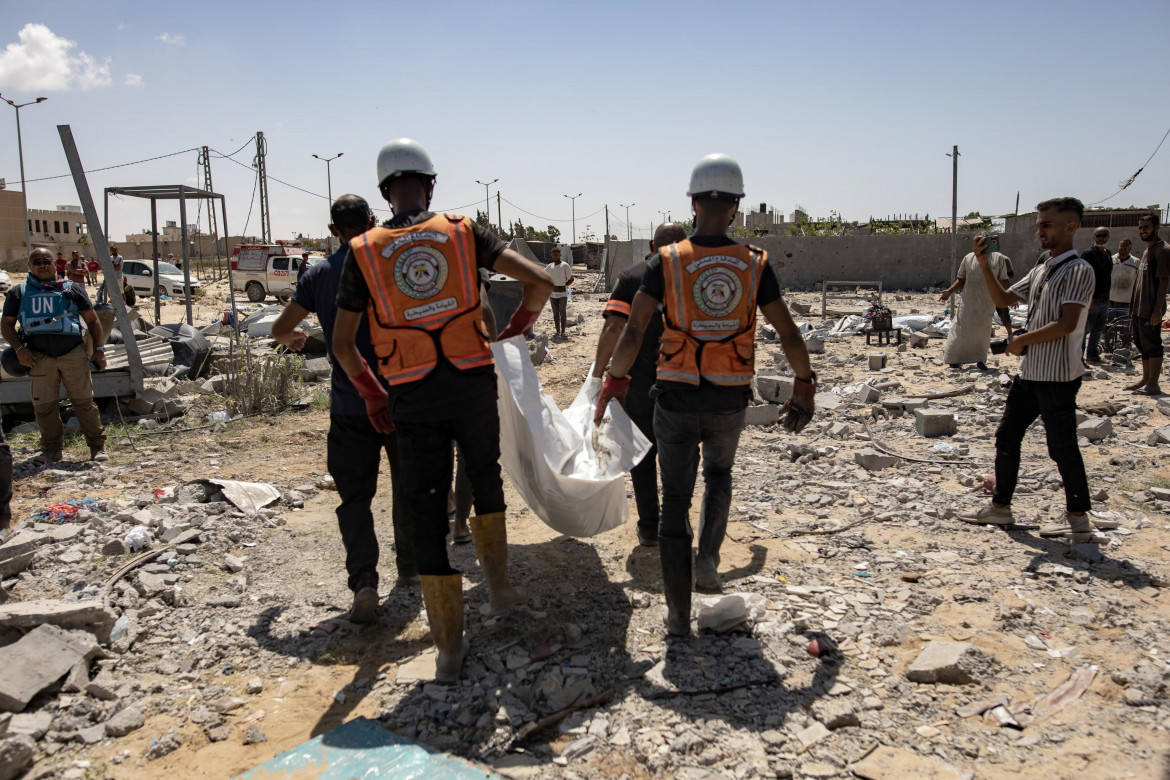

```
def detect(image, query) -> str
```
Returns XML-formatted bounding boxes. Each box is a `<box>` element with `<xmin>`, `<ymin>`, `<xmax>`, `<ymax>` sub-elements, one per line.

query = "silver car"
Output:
<box><xmin>122</xmin><ymin>260</ymin><xmax>202</xmax><ymax>298</ymax></box>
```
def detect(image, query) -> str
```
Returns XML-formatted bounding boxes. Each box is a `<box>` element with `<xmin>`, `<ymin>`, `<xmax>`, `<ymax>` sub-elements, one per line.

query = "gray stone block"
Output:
<box><xmin>906</xmin><ymin>640</ymin><xmax>995</xmax><ymax>685</ymax></box>
<box><xmin>868</xmin><ymin>353</ymin><xmax>887</xmax><ymax>370</ymax></box>
<box><xmin>810</xmin><ymin>699</ymin><xmax>859</xmax><ymax>729</ymax></box>
<box><xmin>7</xmin><ymin>711</ymin><xmax>52</xmax><ymax>739</ymax></box>
<box><xmin>0</xmin><ymin>735</ymin><xmax>35</xmax><ymax>780</ymax></box>
<box><xmin>854</xmin><ymin>448</ymin><xmax>897</xmax><ymax>470</ymax></box>
<box><xmin>0</xmin><ymin>600</ymin><xmax>117</xmax><ymax>643</ymax></box>
<box><xmin>1077</xmin><ymin>417</ymin><xmax>1112</xmax><ymax>442</ymax></box>
<box><xmin>914</xmin><ymin>409</ymin><xmax>956</xmax><ymax>437</ymax></box>
<box><xmin>855</xmin><ymin>384</ymin><xmax>880</xmax><ymax>403</ymax></box>
<box><xmin>0</xmin><ymin>625</ymin><xmax>100</xmax><ymax>712</ymax></box>
<box><xmin>104</xmin><ymin>705</ymin><xmax>144</xmax><ymax>737</ymax></box>
<box><xmin>744</xmin><ymin>404</ymin><xmax>779</xmax><ymax>427</ymax></box>
<box><xmin>756</xmin><ymin>375</ymin><xmax>794</xmax><ymax>404</ymax></box>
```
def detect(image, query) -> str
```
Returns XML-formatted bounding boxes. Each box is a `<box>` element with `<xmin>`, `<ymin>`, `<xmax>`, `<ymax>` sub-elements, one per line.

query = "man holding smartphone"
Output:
<box><xmin>959</xmin><ymin>198</ymin><xmax>1097</xmax><ymax>540</ymax></box>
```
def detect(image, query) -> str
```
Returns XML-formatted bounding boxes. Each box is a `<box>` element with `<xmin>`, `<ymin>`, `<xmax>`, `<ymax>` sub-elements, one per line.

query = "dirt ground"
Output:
<box><xmin>6</xmin><ymin>268</ymin><xmax>1170</xmax><ymax>779</ymax></box>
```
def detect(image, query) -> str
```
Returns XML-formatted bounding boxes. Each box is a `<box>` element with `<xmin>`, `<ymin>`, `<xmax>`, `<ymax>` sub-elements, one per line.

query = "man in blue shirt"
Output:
<box><xmin>271</xmin><ymin>195</ymin><xmax>414</xmax><ymax>624</ymax></box>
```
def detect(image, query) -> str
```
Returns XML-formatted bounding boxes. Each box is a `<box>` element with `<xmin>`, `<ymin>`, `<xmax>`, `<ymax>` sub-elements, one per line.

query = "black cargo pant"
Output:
<box><xmin>394</xmin><ymin>398</ymin><xmax>506</xmax><ymax>576</ymax></box>
<box><xmin>992</xmin><ymin>376</ymin><xmax>1090</xmax><ymax>513</ymax></box>
<box><xmin>625</xmin><ymin>381</ymin><xmax>659</xmax><ymax>537</ymax></box>
<box><xmin>327</xmin><ymin>414</ymin><xmax>413</xmax><ymax>590</ymax></box>
<box><xmin>0</xmin><ymin>414</ymin><xmax>12</xmax><ymax>530</ymax></box>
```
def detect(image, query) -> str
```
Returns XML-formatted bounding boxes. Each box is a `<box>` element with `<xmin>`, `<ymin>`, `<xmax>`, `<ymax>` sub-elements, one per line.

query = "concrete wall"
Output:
<box><xmin>600</xmin><ymin>227</ymin><xmax>1157</xmax><ymax>292</ymax></box>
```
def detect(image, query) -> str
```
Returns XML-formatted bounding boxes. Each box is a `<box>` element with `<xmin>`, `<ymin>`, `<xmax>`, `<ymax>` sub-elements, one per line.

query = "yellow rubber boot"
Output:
<box><xmin>419</xmin><ymin>574</ymin><xmax>469</xmax><ymax>683</ymax></box>
<box><xmin>470</xmin><ymin>512</ymin><xmax>526</xmax><ymax>615</ymax></box>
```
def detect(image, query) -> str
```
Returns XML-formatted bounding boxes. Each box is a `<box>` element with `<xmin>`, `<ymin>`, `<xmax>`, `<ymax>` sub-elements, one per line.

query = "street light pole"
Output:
<box><xmin>311</xmin><ymin>152</ymin><xmax>342</xmax><ymax>250</ymax></box>
<box><xmin>946</xmin><ymin>145</ymin><xmax>960</xmax><ymax>292</ymax></box>
<box><xmin>476</xmin><ymin>178</ymin><xmax>498</xmax><ymax>228</ymax></box>
<box><xmin>657</xmin><ymin>210</ymin><xmax>670</xmax><ymax>226</ymax></box>
<box><xmin>564</xmin><ymin>193</ymin><xmax>581</xmax><ymax>243</ymax></box>
<box><xmin>1</xmin><ymin>94</ymin><xmax>48</xmax><ymax>256</ymax></box>
<box><xmin>619</xmin><ymin>202</ymin><xmax>635</xmax><ymax>241</ymax></box>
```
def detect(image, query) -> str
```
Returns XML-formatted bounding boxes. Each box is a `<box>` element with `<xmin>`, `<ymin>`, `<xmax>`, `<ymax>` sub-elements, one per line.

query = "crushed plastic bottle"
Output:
<box><xmin>206</xmin><ymin>411</ymin><xmax>230</xmax><ymax>423</ymax></box>
<box><xmin>110</xmin><ymin>614</ymin><xmax>130</xmax><ymax>643</ymax></box>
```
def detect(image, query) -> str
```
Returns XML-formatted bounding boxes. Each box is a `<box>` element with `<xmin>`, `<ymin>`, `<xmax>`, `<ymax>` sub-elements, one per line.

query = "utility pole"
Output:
<box><xmin>312</xmin><ymin>152</ymin><xmax>343</xmax><ymax>250</ymax></box>
<box><xmin>200</xmin><ymin>146</ymin><xmax>220</xmax><ymax>270</ymax></box>
<box><xmin>946</xmin><ymin>145</ymin><xmax>960</xmax><ymax>290</ymax></box>
<box><xmin>657</xmin><ymin>210</ymin><xmax>669</xmax><ymax>226</ymax></box>
<box><xmin>564</xmin><ymin>193</ymin><xmax>581</xmax><ymax>243</ymax></box>
<box><xmin>254</xmin><ymin>132</ymin><xmax>271</xmax><ymax>243</ymax></box>
<box><xmin>496</xmin><ymin>191</ymin><xmax>502</xmax><ymax>235</ymax></box>
<box><xmin>620</xmin><ymin>202</ymin><xmax>635</xmax><ymax>240</ymax></box>
<box><xmin>1</xmin><ymin>93</ymin><xmax>48</xmax><ymax>255</ymax></box>
<box><xmin>604</xmin><ymin>205</ymin><xmax>609</xmax><ymax>242</ymax></box>
<box><xmin>476</xmin><ymin>177</ymin><xmax>498</xmax><ymax>228</ymax></box>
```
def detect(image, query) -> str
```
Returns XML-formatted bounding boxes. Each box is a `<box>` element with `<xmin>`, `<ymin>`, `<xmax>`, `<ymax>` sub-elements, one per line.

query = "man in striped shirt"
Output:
<box><xmin>959</xmin><ymin>198</ymin><xmax>1097</xmax><ymax>540</ymax></box>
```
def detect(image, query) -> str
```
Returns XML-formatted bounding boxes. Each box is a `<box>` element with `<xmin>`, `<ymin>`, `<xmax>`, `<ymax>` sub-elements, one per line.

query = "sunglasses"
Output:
<box><xmin>31</xmin><ymin>259</ymin><xmax>54</xmax><ymax>267</ymax></box>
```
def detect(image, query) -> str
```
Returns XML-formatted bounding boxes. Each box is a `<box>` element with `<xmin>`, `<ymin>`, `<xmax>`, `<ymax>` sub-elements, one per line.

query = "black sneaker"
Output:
<box><xmin>636</xmin><ymin>525</ymin><xmax>659</xmax><ymax>547</ymax></box>
<box><xmin>349</xmin><ymin>571</ymin><xmax>379</xmax><ymax>624</ymax></box>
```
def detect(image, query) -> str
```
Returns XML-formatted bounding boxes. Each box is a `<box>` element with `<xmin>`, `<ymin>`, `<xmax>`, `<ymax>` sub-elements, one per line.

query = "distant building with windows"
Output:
<box><xmin>1003</xmin><ymin>206</ymin><xmax>1162</xmax><ymax>234</ymax></box>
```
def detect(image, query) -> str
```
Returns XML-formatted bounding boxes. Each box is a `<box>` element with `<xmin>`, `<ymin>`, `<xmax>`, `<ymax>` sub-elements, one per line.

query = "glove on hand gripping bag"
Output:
<box><xmin>491</xmin><ymin>337</ymin><xmax>651</xmax><ymax>536</ymax></box>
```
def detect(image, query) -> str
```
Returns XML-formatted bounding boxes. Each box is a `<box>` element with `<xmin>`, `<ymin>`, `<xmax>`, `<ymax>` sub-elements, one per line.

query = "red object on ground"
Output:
<box><xmin>807</xmin><ymin>637</ymin><xmax>834</xmax><ymax>657</ymax></box>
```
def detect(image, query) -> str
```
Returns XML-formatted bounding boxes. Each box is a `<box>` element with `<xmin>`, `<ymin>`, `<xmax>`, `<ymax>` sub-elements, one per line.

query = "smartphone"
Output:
<box><xmin>983</xmin><ymin>235</ymin><xmax>1000</xmax><ymax>254</ymax></box>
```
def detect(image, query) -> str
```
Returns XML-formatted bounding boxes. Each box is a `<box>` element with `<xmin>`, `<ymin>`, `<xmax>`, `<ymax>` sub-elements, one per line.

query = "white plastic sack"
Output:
<box><xmin>695</xmin><ymin>592</ymin><xmax>768</xmax><ymax>633</ymax></box>
<box><xmin>492</xmin><ymin>337</ymin><xmax>651</xmax><ymax>537</ymax></box>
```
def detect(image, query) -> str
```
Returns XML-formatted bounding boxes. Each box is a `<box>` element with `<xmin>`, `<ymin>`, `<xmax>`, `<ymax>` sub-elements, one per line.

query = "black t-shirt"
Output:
<box><xmin>605</xmin><ymin>258</ymin><xmax>662</xmax><ymax>390</ymax></box>
<box><xmin>2</xmin><ymin>280</ymin><xmax>93</xmax><ymax>357</ymax></box>
<box><xmin>1081</xmin><ymin>245</ymin><xmax>1112</xmax><ymax>301</ymax></box>
<box><xmin>336</xmin><ymin>210</ymin><xmax>506</xmax><ymax>420</ymax></box>
<box><xmin>638</xmin><ymin>236</ymin><xmax>782</xmax><ymax>412</ymax></box>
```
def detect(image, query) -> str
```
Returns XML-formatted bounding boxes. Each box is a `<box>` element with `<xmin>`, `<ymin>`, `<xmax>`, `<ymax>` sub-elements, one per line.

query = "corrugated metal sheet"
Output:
<box><xmin>104</xmin><ymin>336</ymin><xmax>173</xmax><ymax>372</ymax></box>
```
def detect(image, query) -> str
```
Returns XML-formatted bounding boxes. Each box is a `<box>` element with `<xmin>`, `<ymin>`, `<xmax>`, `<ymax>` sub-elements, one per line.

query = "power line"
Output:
<box><xmin>1087</xmin><ymin>123</ymin><xmax>1170</xmax><ymax>206</ymax></box>
<box><xmin>6</xmin><ymin>147</ymin><xmax>201</xmax><ymax>183</ymax></box>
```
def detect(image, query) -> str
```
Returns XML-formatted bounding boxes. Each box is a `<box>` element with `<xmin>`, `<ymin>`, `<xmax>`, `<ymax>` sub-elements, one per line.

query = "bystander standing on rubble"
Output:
<box><xmin>1125</xmin><ymin>214</ymin><xmax>1169</xmax><ymax>395</ymax></box>
<box><xmin>597</xmin><ymin>153</ymin><xmax>815</xmax><ymax>636</ymax></box>
<box><xmin>1110</xmin><ymin>238</ymin><xmax>1140</xmax><ymax>315</ymax></box>
<box><xmin>959</xmin><ymin>198</ymin><xmax>1097</xmax><ymax>539</ymax></box>
<box><xmin>333</xmin><ymin>139</ymin><xmax>552</xmax><ymax>682</ymax></box>
<box><xmin>54</xmin><ymin>251</ymin><xmax>66</xmax><ymax>280</ymax></box>
<box><xmin>0</xmin><ymin>248</ymin><xmax>107</xmax><ymax>464</ymax></box>
<box><xmin>271</xmin><ymin>194</ymin><xmax>415</xmax><ymax>624</ymax></box>
<box><xmin>939</xmin><ymin>244</ymin><xmax>1013</xmax><ymax>369</ymax></box>
<box><xmin>85</xmin><ymin>255</ymin><xmax>99</xmax><ymax>286</ymax></box>
<box><xmin>588</xmin><ymin>222</ymin><xmax>687</xmax><ymax>548</ymax></box>
<box><xmin>1081</xmin><ymin>227</ymin><xmax>1113</xmax><ymax>363</ymax></box>
<box><xmin>98</xmin><ymin>244</ymin><xmax>124</xmax><ymax>305</ymax></box>
<box><xmin>545</xmin><ymin>247</ymin><xmax>574</xmax><ymax>339</ymax></box>
<box><xmin>66</xmin><ymin>250</ymin><xmax>87</xmax><ymax>286</ymax></box>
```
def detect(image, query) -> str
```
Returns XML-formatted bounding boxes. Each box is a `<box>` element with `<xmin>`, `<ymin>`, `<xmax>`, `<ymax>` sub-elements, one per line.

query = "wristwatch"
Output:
<box><xmin>92</xmin><ymin>348</ymin><xmax>105</xmax><ymax>354</ymax></box>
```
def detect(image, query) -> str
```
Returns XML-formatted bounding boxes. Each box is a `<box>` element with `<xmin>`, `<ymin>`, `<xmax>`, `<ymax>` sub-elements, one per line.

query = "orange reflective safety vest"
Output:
<box><xmin>657</xmin><ymin>240</ymin><xmax>767</xmax><ymax>386</ymax></box>
<box><xmin>349</xmin><ymin>214</ymin><xmax>492</xmax><ymax>385</ymax></box>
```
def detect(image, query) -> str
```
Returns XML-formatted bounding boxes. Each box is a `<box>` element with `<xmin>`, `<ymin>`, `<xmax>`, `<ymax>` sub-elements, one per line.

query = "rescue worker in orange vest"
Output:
<box><xmin>333</xmin><ymin>139</ymin><xmax>553</xmax><ymax>682</ymax></box>
<box><xmin>596</xmin><ymin>153</ymin><xmax>816</xmax><ymax>637</ymax></box>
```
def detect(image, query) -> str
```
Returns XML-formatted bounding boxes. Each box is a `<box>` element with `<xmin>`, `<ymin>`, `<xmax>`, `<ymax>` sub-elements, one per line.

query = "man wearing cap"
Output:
<box><xmin>1</xmin><ymin>248</ymin><xmax>108</xmax><ymax>464</ymax></box>
<box><xmin>596</xmin><ymin>154</ymin><xmax>816</xmax><ymax>637</ymax></box>
<box><xmin>588</xmin><ymin>221</ymin><xmax>688</xmax><ymax>548</ymax></box>
<box><xmin>333</xmin><ymin>139</ymin><xmax>553</xmax><ymax>681</ymax></box>
<box><xmin>272</xmin><ymin>195</ymin><xmax>416</xmax><ymax>624</ymax></box>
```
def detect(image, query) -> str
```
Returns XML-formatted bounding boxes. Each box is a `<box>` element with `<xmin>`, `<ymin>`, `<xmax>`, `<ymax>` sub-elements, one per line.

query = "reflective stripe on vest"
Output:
<box><xmin>17</xmin><ymin>279</ymin><xmax>82</xmax><ymax>337</ymax></box>
<box><xmin>349</xmin><ymin>214</ymin><xmax>492</xmax><ymax>385</ymax></box>
<box><xmin>656</xmin><ymin>240</ymin><xmax>765</xmax><ymax>386</ymax></box>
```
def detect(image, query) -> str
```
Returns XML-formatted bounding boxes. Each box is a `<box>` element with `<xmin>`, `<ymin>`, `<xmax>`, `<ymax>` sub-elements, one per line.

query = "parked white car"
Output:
<box><xmin>123</xmin><ymin>260</ymin><xmax>202</xmax><ymax>298</ymax></box>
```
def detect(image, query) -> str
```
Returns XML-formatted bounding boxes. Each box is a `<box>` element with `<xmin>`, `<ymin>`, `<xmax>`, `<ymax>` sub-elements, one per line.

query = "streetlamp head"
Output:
<box><xmin>336</xmin><ymin>152</ymin><xmax>343</xmax><ymax>158</ymax></box>
<box><xmin>35</xmin><ymin>97</ymin><xmax>47</xmax><ymax>103</ymax></box>
<box><xmin>312</xmin><ymin>154</ymin><xmax>320</xmax><ymax>160</ymax></box>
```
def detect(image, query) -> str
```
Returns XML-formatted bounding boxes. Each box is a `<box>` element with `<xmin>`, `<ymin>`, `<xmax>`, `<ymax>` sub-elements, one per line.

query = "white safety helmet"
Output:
<box><xmin>376</xmin><ymin>138</ymin><xmax>436</xmax><ymax>187</ymax></box>
<box><xmin>687</xmin><ymin>153</ymin><xmax>744</xmax><ymax>199</ymax></box>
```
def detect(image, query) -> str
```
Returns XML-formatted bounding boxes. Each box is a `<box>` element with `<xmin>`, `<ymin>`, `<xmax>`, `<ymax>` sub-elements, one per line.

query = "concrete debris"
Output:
<box><xmin>851</xmin><ymin>745</ymin><xmax>968</xmax><ymax>780</ymax></box>
<box><xmin>914</xmin><ymin>408</ymin><xmax>957</xmax><ymax>437</ymax></box>
<box><xmin>0</xmin><ymin>736</ymin><xmax>36</xmax><ymax>780</ymax></box>
<box><xmin>906</xmin><ymin>641</ymin><xmax>996</xmax><ymax>685</ymax></box>
<box><xmin>1077</xmin><ymin>417</ymin><xmax>1113</xmax><ymax>442</ymax></box>
<box><xmin>0</xmin><ymin>600</ymin><xmax>117</xmax><ymax>643</ymax></box>
<box><xmin>756</xmin><ymin>375</ymin><xmax>794</xmax><ymax>404</ymax></box>
<box><xmin>744</xmin><ymin>404</ymin><xmax>779</xmax><ymax>427</ymax></box>
<box><xmin>0</xmin><ymin>625</ymin><xmax>100</xmax><ymax>712</ymax></box>
<box><xmin>853</xmin><ymin>448</ymin><xmax>897</xmax><ymax>471</ymax></box>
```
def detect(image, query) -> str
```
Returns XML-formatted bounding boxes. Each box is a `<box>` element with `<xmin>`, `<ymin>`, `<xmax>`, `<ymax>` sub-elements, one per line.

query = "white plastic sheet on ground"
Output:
<box><xmin>492</xmin><ymin>336</ymin><xmax>651</xmax><ymax>537</ymax></box>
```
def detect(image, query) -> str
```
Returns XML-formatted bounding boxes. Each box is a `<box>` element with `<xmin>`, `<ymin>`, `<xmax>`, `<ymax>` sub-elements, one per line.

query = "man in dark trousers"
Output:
<box><xmin>588</xmin><ymin>221</ymin><xmax>688</xmax><ymax>548</ymax></box>
<box><xmin>271</xmin><ymin>195</ymin><xmax>415</xmax><ymax>625</ymax></box>
<box><xmin>959</xmin><ymin>198</ymin><xmax>1097</xmax><ymax>539</ymax></box>
<box><xmin>1081</xmin><ymin>227</ymin><xmax>1112</xmax><ymax>363</ymax></box>
<box><xmin>596</xmin><ymin>154</ymin><xmax>816</xmax><ymax>636</ymax></box>
<box><xmin>333</xmin><ymin>139</ymin><xmax>552</xmax><ymax>682</ymax></box>
<box><xmin>1126</xmin><ymin>214</ymin><xmax>1169</xmax><ymax>395</ymax></box>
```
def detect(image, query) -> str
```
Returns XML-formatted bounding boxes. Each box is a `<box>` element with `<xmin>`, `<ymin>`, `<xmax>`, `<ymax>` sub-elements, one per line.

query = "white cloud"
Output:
<box><xmin>156</xmin><ymin>33</ymin><xmax>184</xmax><ymax>46</ymax></box>
<box><xmin>124</xmin><ymin>73</ymin><xmax>142</xmax><ymax>87</ymax></box>
<box><xmin>0</xmin><ymin>23</ymin><xmax>111</xmax><ymax>91</ymax></box>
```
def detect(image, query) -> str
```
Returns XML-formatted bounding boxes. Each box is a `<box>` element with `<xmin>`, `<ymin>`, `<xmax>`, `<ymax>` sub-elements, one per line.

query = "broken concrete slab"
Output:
<box><xmin>204</xmin><ymin>479</ymin><xmax>280</xmax><ymax>515</ymax></box>
<box><xmin>854</xmin><ymin>449</ymin><xmax>897</xmax><ymax>471</ymax></box>
<box><xmin>0</xmin><ymin>735</ymin><xmax>35</xmax><ymax>780</ymax></box>
<box><xmin>1146</xmin><ymin>425</ymin><xmax>1170</xmax><ymax>446</ymax></box>
<box><xmin>0</xmin><ymin>625</ymin><xmax>100</xmax><ymax>712</ymax></box>
<box><xmin>810</xmin><ymin>699</ymin><xmax>859</xmax><ymax>729</ymax></box>
<box><xmin>756</xmin><ymin>375</ymin><xmax>794</xmax><ymax>404</ymax></box>
<box><xmin>1077</xmin><ymin>417</ymin><xmax>1112</xmax><ymax>442</ymax></box>
<box><xmin>0</xmin><ymin>600</ymin><xmax>117</xmax><ymax>643</ymax></box>
<box><xmin>0</xmin><ymin>552</ymin><xmax>34</xmax><ymax>579</ymax></box>
<box><xmin>868</xmin><ymin>353</ymin><xmax>887</xmax><ymax>370</ymax></box>
<box><xmin>915</xmin><ymin>408</ymin><xmax>957</xmax><ymax>437</ymax></box>
<box><xmin>7</xmin><ymin>711</ymin><xmax>52</xmax><ymax>740</ymax></box>
<box><xmin>906</xmin><ymin>641</ymin><xmax>996</xmax><ymax>685</ymax></box>
<box><xmin>104</xmin><ymin>704</ymin><xmax>144</xmax><ymax>737</ymax></box>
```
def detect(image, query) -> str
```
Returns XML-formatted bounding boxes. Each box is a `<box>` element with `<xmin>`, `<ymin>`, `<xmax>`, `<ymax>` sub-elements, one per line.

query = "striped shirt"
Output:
<box><xmin>1008</xmin><ymin>249</ymin><xmax>1094</xmax><ymax>382</ymax></box>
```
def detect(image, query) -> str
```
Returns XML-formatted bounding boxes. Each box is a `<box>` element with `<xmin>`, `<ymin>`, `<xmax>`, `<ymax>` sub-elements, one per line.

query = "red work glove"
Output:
<box><xmin>497</xmin><ymin>305</ymin><xmax>540</xmax><ymax>341</ymax></box>
<box><xmin>780</xmin><ymin>372</ymin><xmax>817</xmax><ymax>433</ymax></box>
<box><xmin>593</xmin><ymin>372</ymin><xmax>631</xmax><ymax>426</ymax></box>
<box><xmin>350</xmin><ymin>360</ymin><xmax>394</xmax><ymax>434</ymax></box>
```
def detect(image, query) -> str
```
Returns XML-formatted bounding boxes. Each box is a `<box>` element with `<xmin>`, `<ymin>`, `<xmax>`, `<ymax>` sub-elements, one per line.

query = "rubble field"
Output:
<box><xmin>0</xmin><ymin>276</ymin><xmax>1167</xmax><ymax>780</ymax></box>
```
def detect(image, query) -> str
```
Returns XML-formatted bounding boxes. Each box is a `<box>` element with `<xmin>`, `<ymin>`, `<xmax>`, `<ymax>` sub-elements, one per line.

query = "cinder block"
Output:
<box><xmin>757</xmin><ymin>375</ymin><xmax>794</xmax><ymax>404</ymax></box>
<box><xmin>914</xmin><ymin>409</ymin><xmax>956</xmax><ymax>437</ymax></box>
<box><xmin>854</xmin><ymin>448</ymin><xmax>897</xmax><ymax>470</ymax></box>
<box><xmin>744</xmin><ymin>404</ymin><xmax>779</xmax><ymax>427</ymax></box>
<box><xmin>868</xmin><ymin>353</ymin><xmax>887</xmax><ymax>370</ymax></box>
<box><xmin>1077</xmin><ymin>417</ymin><xmax>1112</xmax><ymax>442</ymax></box>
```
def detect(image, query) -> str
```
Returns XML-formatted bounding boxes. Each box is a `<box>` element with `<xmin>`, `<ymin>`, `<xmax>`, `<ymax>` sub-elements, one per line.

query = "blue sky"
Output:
<box><xmin>1</xmin><ymin>0</ymin><xmax>1167</xmax><ymax>244</ymax></box>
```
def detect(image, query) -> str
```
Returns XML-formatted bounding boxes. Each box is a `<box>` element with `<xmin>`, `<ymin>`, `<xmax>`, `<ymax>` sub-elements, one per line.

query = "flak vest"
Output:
<box><xmin>17</xmin><ymin>277</ymin><xmax>82</xmax><ymax>337</ymax></box>
<box><xmin>657</xmin><ymin>240</ymin><xmax>766</xmax><ymax>386</ymax></box>
<box><xmin>349</xmin><ymin>214</ymin><xmax>491</xmax><ymax>385</ymax></box>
